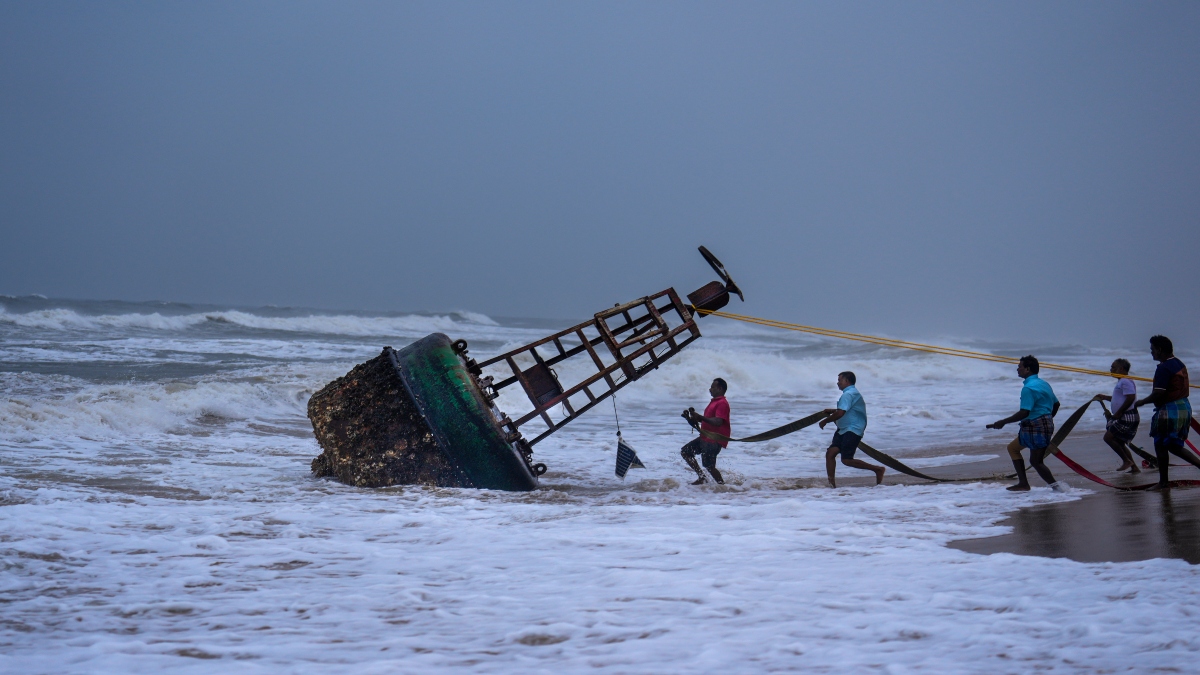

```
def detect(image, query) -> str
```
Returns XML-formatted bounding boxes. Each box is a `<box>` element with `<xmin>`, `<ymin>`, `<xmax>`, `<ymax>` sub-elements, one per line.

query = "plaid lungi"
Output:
<box><xmin>1018</xmin><ymin>414</ymin><xmax>1055</xmax><ymax>451</ymax></box>
<box><xmin>1106</xmin><ymin>409</ymin><xmax>1140</xmax><ymax>443</ymax></box>
<box><xmin>1150</xmin><ymin>398</ymin><xmax>1192</xmax><ymax>446</ymax></box>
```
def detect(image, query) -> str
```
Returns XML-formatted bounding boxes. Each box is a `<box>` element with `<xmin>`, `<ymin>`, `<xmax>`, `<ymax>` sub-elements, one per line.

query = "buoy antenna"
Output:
<box><xmin>688</xmin><ymin>246</ymin><xmax>745</xmax><ymax>316</ymax></box>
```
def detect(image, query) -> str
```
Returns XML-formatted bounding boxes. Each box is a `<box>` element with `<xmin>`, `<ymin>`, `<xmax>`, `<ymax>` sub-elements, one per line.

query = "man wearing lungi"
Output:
<box><xmin>988</xmin><ymin>355</ymin><xmax>1065</xmax><ymax>492</ymax></box>
<box><xmin>1092</xmin><ymin>358</ymin><xmax>1142</xmax><ymax>473</ymax></box>
<box><xmin>1135</xmin><ymin>335</ymin><xmax>1198</xmax><ymax>489</ymax></box>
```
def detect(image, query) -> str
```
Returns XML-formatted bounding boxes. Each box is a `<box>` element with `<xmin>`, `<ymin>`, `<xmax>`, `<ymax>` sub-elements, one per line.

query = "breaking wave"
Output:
<box><xmin>0</xmin><ymin>305</ymin><xmax>500</xmax><ymax>337</ymax></box>
<box><xmin>0</xmin><ymin>367</ymin><xmax>340</xmax><ymax>442</ymax></box>
<box><xmin>0</xmin><ymin>298</ymin><xmax>1132</xmax><ymax>448</ymax></box>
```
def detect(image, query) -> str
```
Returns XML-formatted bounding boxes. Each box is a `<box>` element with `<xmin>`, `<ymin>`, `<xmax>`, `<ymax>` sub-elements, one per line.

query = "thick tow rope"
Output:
<box><xmin>690</xmin><ymin>412</ymin><xmax>1000</xmax><ymax>483</ymax></box>
<box><xmin>856</xmin><ymin>441</ymin><xmax>952</xmax><ymax>482</ymax></box>
<box><xmin>698</xmin><ymin>309</ymin><xmax>1199</xmax><ymax>390</ymax></box>
<box><xmin>689</xmin><ymin>411</ymin><xmax>827</xmax><ymax>444</ymax></box>
<box><xmin>1042</xmin><ymin>399</ymin><xmax>1200</xmax><ymax>490</ymax></box>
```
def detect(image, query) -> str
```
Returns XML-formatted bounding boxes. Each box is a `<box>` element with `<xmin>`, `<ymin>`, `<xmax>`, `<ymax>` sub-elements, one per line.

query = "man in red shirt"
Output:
<box><xmin>681</xmin><ymin>378</ymin><xmax>731</xmax><ymax>485</ymax></box>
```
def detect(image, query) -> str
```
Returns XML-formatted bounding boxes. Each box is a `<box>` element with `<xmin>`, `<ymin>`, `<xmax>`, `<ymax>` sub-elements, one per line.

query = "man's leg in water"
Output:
<box><xmin>840</xmin><ymin>456</ymin><xmax>885</xmax><ymax>485</ymax></box>
<box><xmin>680</xmin><ymin>440</ymin><xmax>707</xmax><ymax>484</ymax></box>
<box><xmin>701</xmin><ymin>449</ymin><xmax>724</xmax><ymax>485</ymax></box>
<box><xmin>825</xmin><ymin>445</ymin><xmax>840</xmax><ymax>488</ymax></box>
<box><xmin>1007</xmin><ymin>437</ymin><xmax>1030</xmax><ymax>491</ymax></box>
<box><xmin>1029</xmin><ymin>445</ymin><xmax>1057</xmax><ymax>485</ymax></box>
<box><xmin>1103</xmin><ymin>430</ymin><xmax>1138</xmax><ymax>472</ymax></box>
<box><xmin>827</xmin><ymin>434</ymin><xmax>883</xmax><ymax>486</ymax></box>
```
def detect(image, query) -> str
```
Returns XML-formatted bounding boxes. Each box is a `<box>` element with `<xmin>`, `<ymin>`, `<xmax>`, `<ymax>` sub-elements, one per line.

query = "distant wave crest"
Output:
<box><xmin>0</xmin><ymin>305</ymin><xmax>499</xmax><ymax>337</ymax></box>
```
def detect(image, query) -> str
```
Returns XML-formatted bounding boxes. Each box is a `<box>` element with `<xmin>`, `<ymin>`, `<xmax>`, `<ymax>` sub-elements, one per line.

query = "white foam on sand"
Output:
<box><xmin>3</xmin><ymin>458</ymin><xmax>1199</xmax><ymax>673</ymax></box>
<box><xmin>3</xmin><ymin>394</ymin><xmax>1200</xmax><ymax>674</ymax></box>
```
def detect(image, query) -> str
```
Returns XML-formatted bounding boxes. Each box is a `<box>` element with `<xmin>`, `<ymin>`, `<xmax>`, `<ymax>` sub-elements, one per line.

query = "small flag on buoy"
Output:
<box><xmin>615</xmin><ymin>433</ymin><xmax>646</xmax><ymax>479</ymax></box>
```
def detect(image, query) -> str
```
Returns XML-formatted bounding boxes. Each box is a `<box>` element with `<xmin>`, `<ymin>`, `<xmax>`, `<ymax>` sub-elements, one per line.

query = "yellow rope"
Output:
<box><xmin>699</xmin><ymin>309</ymin><xmax>1198</xmax><ymax>389</ymax></box>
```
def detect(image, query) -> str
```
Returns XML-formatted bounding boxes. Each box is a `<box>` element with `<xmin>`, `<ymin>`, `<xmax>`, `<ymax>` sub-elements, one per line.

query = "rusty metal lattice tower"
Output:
<box><xmin>476</xmin><ymin>290</ymin><xmax>699</xmax><ymax>447</ymax></box>
<box><xmin>473</xmin><ymin>246</ymin><xmax>743</xmax><ymax>457</ymax></box>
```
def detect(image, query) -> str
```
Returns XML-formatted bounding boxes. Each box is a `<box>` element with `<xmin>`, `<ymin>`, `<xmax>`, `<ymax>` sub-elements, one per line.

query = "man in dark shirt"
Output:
<box><xmin>1135</xmin><ymin>335</ymin><xmax>1198</xmax><ymax>489</ymax></box>
<box><xmin>681</xmin><ymin>378</ymin><xmax>730</xmax><ymax>485</ymax></box>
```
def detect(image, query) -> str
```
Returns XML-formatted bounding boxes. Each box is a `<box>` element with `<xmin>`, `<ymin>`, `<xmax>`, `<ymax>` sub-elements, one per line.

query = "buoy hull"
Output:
<box><xmin>308</xmin><ymin>333</ymin><xmax>538</xmax><ymax>491</ymax></box>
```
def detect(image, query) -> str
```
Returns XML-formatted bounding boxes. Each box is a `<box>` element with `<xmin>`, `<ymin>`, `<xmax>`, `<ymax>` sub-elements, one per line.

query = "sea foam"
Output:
<box><xmin>1</xmin><ymin>298</ymin><xmax>1195</xmax><ymax>673</ymax></box>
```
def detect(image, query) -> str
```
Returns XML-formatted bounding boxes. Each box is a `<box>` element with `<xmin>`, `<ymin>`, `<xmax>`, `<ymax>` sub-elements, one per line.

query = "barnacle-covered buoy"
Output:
<box><xmin>308</xmin><ymin>333</ymin><xmax>538</xmax><ymax>491</ymax></box>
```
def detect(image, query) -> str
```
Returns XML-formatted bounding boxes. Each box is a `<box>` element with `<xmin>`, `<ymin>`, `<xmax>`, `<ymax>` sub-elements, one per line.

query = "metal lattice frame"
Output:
<box><xmin>476</xmin><ymin>289</ymin><xmax>701</xmax><ymax>447</ymax></box>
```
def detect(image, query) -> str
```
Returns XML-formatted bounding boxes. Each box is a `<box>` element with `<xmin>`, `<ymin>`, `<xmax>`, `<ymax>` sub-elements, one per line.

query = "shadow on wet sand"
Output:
<box><xmin>951</xmin><ymin>486</ymin><xmax>1200</xmax><ymax>564</ymax></box>
<box><xmin>946</xmin><ymin>428</ymin><xmax>1200</xmax><ymax>565</ymax></box>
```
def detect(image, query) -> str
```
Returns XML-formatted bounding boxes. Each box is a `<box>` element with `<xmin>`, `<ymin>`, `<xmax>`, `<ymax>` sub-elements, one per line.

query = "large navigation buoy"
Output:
<box><xmin>309</xmin><ymin>333</ymin><xmax>538</xmax><ymax>491</ymax></box>
<box><xmin>307</xmin><ymin>246</ymin><xmax>744</xmax><ymax>491</ymax></box>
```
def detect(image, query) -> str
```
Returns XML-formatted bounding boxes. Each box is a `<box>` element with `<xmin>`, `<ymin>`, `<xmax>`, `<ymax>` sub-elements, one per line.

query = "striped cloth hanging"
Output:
<box><xmin>615</xmin><ymin>433</ymin><xmax>645</xmax><ymax>479</ymax></box>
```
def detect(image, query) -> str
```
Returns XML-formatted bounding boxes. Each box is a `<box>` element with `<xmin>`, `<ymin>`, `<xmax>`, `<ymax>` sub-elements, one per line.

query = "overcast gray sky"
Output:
<box><xmin>2</xmin><ymin>2</ymin><xmax>1197</xmax><ymax>344</ymax></box>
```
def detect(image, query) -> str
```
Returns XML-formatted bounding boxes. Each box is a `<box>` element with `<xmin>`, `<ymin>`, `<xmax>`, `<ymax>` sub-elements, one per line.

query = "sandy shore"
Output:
<box><xmin>804</xmin><ymin>422</ymin><xmax>1200</xmax><ymax>565</ymax></box>
<box><xmin>939</xmin><ymin>426</ymin><xmax>1200</xmax><ymax>564</ymax></box>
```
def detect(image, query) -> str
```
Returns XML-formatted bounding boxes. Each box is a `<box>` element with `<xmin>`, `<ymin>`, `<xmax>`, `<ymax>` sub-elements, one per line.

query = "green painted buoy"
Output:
<box><xmin>308</xmin><ymin>333</ymin><xmax>538</xmax><ymax>491</ymax></box>
<box><xmin>392</xmin><ymin>333</ymin><xmax>538</xmax><ymax>491</ymax></box>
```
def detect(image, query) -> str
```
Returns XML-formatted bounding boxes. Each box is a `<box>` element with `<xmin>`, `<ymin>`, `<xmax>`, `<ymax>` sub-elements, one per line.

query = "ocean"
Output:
<box><xmin>2</xmin><ymin>296</ymin><xmax>1197</xmax><ymax>673</ymax></box>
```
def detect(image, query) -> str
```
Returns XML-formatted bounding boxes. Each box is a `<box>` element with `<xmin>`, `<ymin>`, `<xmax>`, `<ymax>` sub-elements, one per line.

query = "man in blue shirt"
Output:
<box><xmin>987</xmin><ymin>355</ymin><xmax>1064</xmax><ymax>492</ymax></box>
<box><xmin>819</xmin><ymin>371</ymin><xmax>884</xmax><ymax>488</ymax></box>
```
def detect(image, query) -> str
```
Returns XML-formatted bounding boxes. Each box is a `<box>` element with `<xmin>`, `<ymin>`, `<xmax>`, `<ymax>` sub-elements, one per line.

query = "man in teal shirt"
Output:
<box><xmin>987</xmin><ymin>355</ymin><xmax>1064</xmax><ymax>492</ymax></box>
<box><xmin>819</xmin><ymin>371</ymin><xmax>884</xmax><ymax>488</ymax></box>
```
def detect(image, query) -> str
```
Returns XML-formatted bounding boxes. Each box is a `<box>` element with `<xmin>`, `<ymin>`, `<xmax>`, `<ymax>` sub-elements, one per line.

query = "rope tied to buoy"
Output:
<box><xmin>685</xmin><ymin>410</ymin><xmax>993</xmax><ymax>483</ymax></box>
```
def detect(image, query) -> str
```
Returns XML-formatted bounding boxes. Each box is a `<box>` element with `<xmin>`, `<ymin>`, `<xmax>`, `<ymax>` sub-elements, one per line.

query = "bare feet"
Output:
<box><xmin>691</xmin><ymin>476</ymin><xmax>708</xmax><ymax>485</ymax></box>
<box><xmin>1128</xmin><ymin>464</ymin><xmax>1141</xmax><ymax>474</ymax></box>
<box><xmin>1006</xmin><ymin>484</ymin><xmax>1031</xmax><ymax>492</ymax></box>
<box><xmin>1116</xmin><ymin>462</ymin><xmax>1133</xmax><ymax>472</ymax></box>
<box><xmin>874</xmin><ymin>467</ymin><xmax>886</xmax><ymax>485</ymax></box>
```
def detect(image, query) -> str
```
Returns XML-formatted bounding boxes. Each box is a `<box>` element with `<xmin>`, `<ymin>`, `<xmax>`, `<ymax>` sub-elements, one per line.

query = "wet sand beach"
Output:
<box><xmin>940</xmin><ymin>426</ymin><xmax>1200</xmax><ymax>564</ymax></box>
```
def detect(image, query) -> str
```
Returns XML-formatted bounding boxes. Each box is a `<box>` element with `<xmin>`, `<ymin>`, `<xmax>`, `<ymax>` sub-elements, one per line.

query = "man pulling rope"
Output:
<box><xmin>680</xmin><ymin>378</ymin><xmax>730</xmax><ymax>485</ymax></box>
<box><xmin>986</xmin><ymin>355</ymin><xmax>1067</xmax><ymax>493</ymax></box>
<box><xmin>818</xmin><ymin>371</ymin><xmax>885</xmax><ymax>488</ymax></box>
<box><xmin>1136</xmin><ymin>335</ymin><xmax>1198</xmax><ymax>490</ymax></box>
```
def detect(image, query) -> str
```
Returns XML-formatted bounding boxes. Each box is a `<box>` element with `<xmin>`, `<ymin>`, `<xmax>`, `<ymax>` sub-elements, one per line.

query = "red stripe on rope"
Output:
<box><xmin>1054</xmin><ymin>449</ymin><xmax>1200</xmax><ymax>490</ymax></box>
<box><xmin>1052</xmin><ymin>450</ymin><xmax>1137</xmax><ymax>490</ymax></box>
<box><xmin>1186</xmin><ymin>418</ymin><xmax>1200</xmax><ymax>459</ymax></box>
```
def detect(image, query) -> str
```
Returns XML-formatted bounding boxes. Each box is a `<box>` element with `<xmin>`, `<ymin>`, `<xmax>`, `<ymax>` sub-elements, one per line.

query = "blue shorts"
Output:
<box><xmin>831</xmin><ymin>431</ymin><xmax>862</xmax><ymax>460</ymax></box>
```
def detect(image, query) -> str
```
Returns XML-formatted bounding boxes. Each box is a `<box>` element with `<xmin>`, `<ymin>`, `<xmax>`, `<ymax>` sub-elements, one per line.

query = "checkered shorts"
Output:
<box><xmin>1151</xmin><ymin>398</ymin><xmax>1192</xmax><ymax>446</ymax></box>
<box><xmin>1018</xmin><ymin>414</ymin><xmax>1055</xmax><ymax>451</ymax></box>
<box><xmin>1106</xmin><ymin>409</ymin><xmax>1140</xmax><ymax>443</ymax></box>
